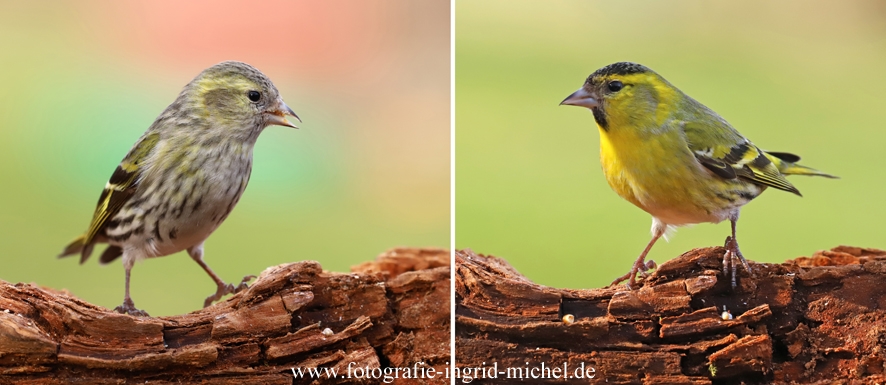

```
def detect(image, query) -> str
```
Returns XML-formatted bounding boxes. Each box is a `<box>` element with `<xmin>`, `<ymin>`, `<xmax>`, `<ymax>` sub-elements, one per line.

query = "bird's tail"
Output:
<box><xmin>58</xmin><ymin>234</ymin><xmax>86</xmax><ymax>257</ymax></box>
<box><xmin>765</xmin><ymin>151</ymin><xmax>838</xmax><ymax>178</ymax></box>
<box><xmin>58</xmin><ymin>234</ymin><xmax>96</xmax><ymax>264</ymax></box>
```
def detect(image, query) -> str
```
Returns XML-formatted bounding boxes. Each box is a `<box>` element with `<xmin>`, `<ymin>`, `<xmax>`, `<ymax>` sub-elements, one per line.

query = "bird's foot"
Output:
<box><xmin>723</xmin><ymin>236</ymin><xmax>752</xmax><ymax>288</ymax></box>
<box><xmin>114</xmin><ymin>298</ymin><xmax>149</xmax><ymax>317</ymax></box>
<box><xmin>610</xmin><ymin>259</ymin><xmax>656</xmax><ymax>289</ymax></box>
<box><xmin>202</xmin><ymin>275</ymin><xmax>257</xmax><ymax>308</ymax></box>
<box><xmin>638</xmin><ymin>259</ymin><xmax>657</xmax><ymax>278</ymax></box>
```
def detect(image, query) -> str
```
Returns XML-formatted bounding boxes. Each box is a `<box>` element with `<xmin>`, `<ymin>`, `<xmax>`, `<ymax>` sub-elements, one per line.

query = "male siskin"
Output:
<box><xmin>59</xmin><ymin>61</ymin><xmax>300</xmax><ymax>316</ymax></box>
<box><xmin>561</xmin><ymin>62</ymin><xmax>835</xmax><ymax>289</ymax></box>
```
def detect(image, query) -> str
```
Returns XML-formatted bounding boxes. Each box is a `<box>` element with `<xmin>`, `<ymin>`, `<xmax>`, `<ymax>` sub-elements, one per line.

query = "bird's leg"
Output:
<box><xmin>723</xmin><ymin>216</ymin><xmax>752</xmax><ymax>288</ymax></box>
<box><xmin>114</xmin><ymin>264</ymin><xmax>149</xmax><ymax>317</ymax></box>
<box><xmin>722</xmin><ymin>236</ymin><xmax>732</xmax><ymax>282</ymax></box>
<box><xmin>188</xmin><ymin>244</ymin><xmax>256</xmax><ymax>308</ymax></box>
<box><xmin>610</xmin><ymin>230</ymin><xmax>664</xmax><ymax>289</ymax></box>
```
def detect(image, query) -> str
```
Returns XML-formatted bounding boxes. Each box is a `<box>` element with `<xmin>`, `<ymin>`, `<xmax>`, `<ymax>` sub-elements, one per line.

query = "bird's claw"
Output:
<box><xmin>237</xmin><ymin>275</ymin><xmax>257</xmax><ymax>291</ymax></box>
<box><xmin>609</xmin><ymin>271</ymin><xmax>634</xmax><ymax>288</ymax></box>
<box><xmin>610</xmin><ymin>259</ymin><xmax>657</xmax><ymax>289</ymax></box>
<box><xmin>203</xmin><ymin>275</ymin><xmax>257</xmax><ymax>308</ymax></box>
<box><xmin>203</xmin><ymin>284</ymin><xmax>234</xmax><ymax>308</ymax></box>
<box><xmin>723</xmin><ymin>236</ymin><xmax>752</xmax><ymax>288</ymax></box>
<box><xmin>114</xmin><ymin>298</ymin><xmax>150</xmax><ymax>317</ymax></box>
<box><xmin>638</xmin><ymin>259</ymin><xmax>657</xmax><ymax>277</ymax></box>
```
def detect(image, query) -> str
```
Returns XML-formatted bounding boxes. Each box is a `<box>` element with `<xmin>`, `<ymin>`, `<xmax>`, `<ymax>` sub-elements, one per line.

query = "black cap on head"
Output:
<box><xmin>587</xmin><ymin>62</ymin><xmax>650</xmax><ymax>83</ymax></box>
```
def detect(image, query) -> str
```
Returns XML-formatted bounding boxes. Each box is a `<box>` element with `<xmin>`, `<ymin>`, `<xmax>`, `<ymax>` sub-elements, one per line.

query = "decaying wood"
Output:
<box><xmin>456</xmin><ymin>246</ymin><xmax>886</xmax><ymax>384</ymax></box>
<box><xmin>0</xmin><ymin>248</ymin><xmax>450</xmax><ymax>384</ymax></box>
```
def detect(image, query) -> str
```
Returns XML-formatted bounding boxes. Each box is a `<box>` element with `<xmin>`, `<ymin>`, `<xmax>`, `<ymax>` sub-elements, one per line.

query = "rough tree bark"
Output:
<box><xmin>456</xmin><ymin>246</ymin><xmax>886</xmax><ymax>385</ymax></box>
<box><xmin>0</xmin><ymin>248</ymin><xmax>450</xmax><ymax>385</ymax></box>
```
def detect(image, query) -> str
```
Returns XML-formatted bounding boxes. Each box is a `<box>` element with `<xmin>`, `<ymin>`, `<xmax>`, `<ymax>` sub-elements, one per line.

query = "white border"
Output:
<box><xmin>449</xmin><ymin>0</ymin><xmax>456</xmax><ymax>383</ymax></box>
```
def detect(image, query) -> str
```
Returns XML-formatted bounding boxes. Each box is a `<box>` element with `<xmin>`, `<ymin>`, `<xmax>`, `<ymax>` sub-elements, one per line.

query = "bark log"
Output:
<box><xmin>455</xmin><ymin>246</ymin><xmax>886</xmax><ymax>384</ymax></box>
<box><xmin>0</xmin><ymin>248</ymin><xmax>450</xmax><ymax>385</ymax></box>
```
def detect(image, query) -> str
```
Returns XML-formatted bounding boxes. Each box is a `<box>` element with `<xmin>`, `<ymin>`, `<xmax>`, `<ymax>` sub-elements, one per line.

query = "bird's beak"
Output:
<box><xmin>560</xmin><ymin>88</ymin><xmax>599</xmax><ymax>109</ymax></box>
<box><xmin>265</xmin><ymin>99</ymin><xmax>301</xmax><ymax>128</ymax></box>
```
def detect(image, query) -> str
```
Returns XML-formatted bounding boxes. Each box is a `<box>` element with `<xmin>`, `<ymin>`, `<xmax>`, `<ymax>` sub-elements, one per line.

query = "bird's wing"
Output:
<box><xmin>682</xmin><ymin>120</ymin><xmax>800</xmax><ymax>196</ymax></box>
<box><xmin>81</xmin><ymin>132</ymin><xmax>160</xmax><ymax>258</ymax></box>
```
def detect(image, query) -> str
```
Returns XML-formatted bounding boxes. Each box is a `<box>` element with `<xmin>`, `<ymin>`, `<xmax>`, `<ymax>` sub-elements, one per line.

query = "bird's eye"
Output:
<box><xmin>247</xmin><ymin>91</ymin><xmax>261</xmax><ymax>102</ymax></box>
<box><xmin>607</xmin><ymin>81</ymin><xmax>624</xmax><ymax>92</ymax></box>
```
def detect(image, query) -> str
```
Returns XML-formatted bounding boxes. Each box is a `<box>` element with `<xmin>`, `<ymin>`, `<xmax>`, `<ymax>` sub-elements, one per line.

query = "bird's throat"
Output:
<box><xmin>592</xmin><ymin>107</ymin><xmax>609</xmax><ymax>131</ymax></box>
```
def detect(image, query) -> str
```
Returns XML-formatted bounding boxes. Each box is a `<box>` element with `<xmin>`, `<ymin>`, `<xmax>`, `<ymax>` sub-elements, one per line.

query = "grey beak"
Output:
<box><xmin>281</xmin><ymin>102</ymin><xmax>302</xmax><ymax>123</ymax></box>
<box><xmin>266</xmin><ymin>99</ymin><xmax>301</xmax><ymax>128</ymax></box>
<box><xmin>560</xmin><ymin>88</ymin><xmax>599</xmax><ymax>109</ymax></box>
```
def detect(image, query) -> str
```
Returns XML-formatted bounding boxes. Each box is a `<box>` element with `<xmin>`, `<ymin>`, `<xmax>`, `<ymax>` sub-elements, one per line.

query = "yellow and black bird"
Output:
<box><xmin>561</xmin><ymin>62</ymin><xmax>835</xmax><ymax>288</ymax></box>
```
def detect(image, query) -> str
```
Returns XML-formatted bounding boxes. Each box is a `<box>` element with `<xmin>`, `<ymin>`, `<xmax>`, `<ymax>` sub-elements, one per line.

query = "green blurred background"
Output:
<box><xmin>456</xmin><ymin>1</ymin><xmax>886</xmax><ymax>288</ymax></box>
<box><xmin>0</xmin><ymin>1</ymin><xmax>450</xmax><ymax>316</ymax></box>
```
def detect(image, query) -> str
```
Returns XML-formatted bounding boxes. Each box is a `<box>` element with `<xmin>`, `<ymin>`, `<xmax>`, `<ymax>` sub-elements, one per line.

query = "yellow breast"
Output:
<box><xmin>598</xmin><ymin>124</ymin><xmax>727</xmax><ymax>225</ymax></box>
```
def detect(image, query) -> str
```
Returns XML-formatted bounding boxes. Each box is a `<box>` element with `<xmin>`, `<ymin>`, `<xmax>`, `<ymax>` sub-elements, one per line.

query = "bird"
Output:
<box><xmin>560</xmin><ymin>62</ymin><xmax>835</xmax><ymax>289</ymax></box>
<box><xmin>59</xmin><ymin>61</ymin><xmax>301</xmax><ymax>316</ymax></box>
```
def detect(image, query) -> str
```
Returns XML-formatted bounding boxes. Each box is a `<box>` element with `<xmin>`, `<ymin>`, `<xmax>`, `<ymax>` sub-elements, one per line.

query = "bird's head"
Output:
<box><xmin>561</xmin><ymin>62</ymin><xmax>678</xmax><ymax>133</ymax></box>
<box><xmin>183</xmin><ymin>61</ymin><xmax>300</xmax><ymax>140</ymax></box>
